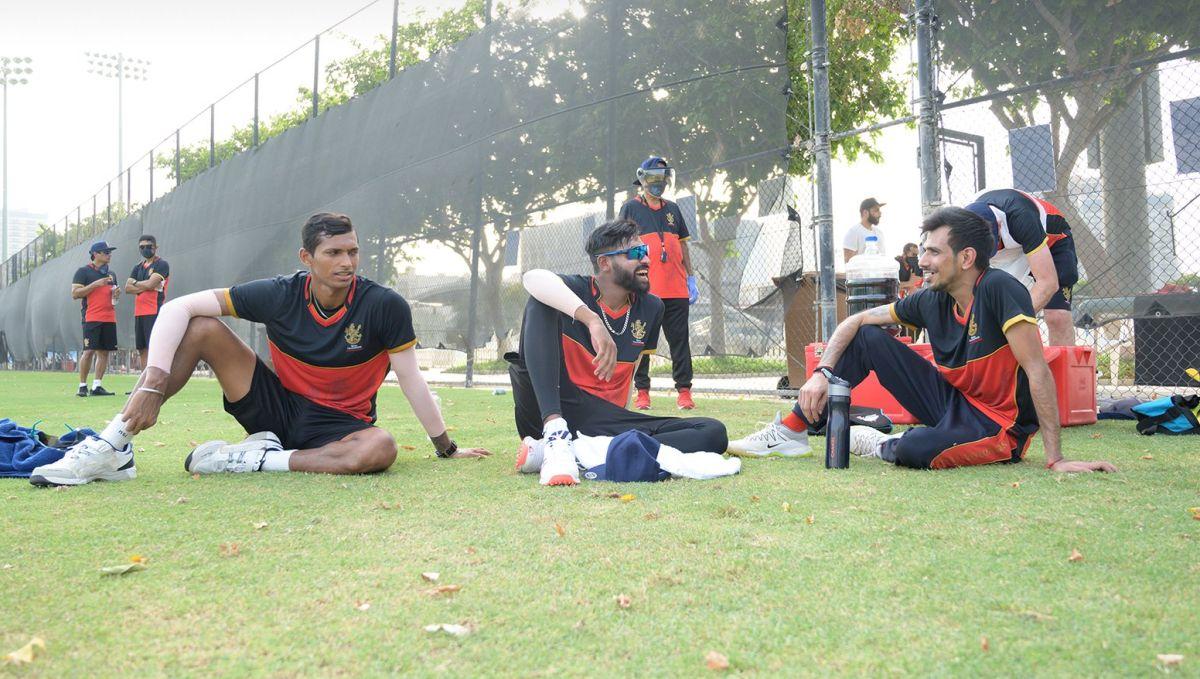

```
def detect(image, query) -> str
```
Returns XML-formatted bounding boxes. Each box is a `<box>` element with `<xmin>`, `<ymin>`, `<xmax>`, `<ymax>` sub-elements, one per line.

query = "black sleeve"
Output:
<box><xmin>72</xmin><ymin>267</ymin><xmax>89</xmax><ymax>286</ymax></box>
<box><xmin>228</xmin><ymin>277</ymin><xmax>289</xmax><ymax>324</ymax></box>
<box><xmin>982</xmin><ymin>272</ymin><xmax>1037</xmax><ymax>333</ymax></box>
<box><xmin>376</xmin><ymin>289</ymin><xmax>417</xmax><ymax>352</ymax></box>
<box><xmin>558</xmin><ymin>273</ymin><xmax>592</xmax><ymax>302</ymax></box>
<box><xmin>152</xmin><ymin>259</ymin><xmax>170</xmax><ymax>279</ymax></box>
<box><xmin>1003</xmin><ymin>199</ymin><xmax>1049</xmax><ymax>254</ymax></box>
<box><xmin>617</xmin><ymin>200</ymin><xmax>634</xmax><ymax>223</ymax></box>
<box><xmin>897</xmin><ymin>260</ymin><xmax>911</xmax><ymax>282</ymax></box>
<box><xmin>643</xmin><ymin>296</ymin><xmax>665</xmax><ymax>353</ymax></box>
<box><xmin>129</xmin><ymin>263</ymin><xmax>142</xmax><ymax>280</ymax></box>
<box><xmin>673</xmin><ymin>205</ymin><xmax>690</xmax><ymax>241</ymax></box>
<box><xmin>891</xmin><ymin>289</ymin><xmax>929</xmax><ymax>329</ymax></box>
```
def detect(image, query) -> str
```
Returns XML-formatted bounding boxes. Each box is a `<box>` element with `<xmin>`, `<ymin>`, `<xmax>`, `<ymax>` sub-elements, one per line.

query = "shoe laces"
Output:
<box><xmin>745</xmin><ymin>423</ymin><xmax>787</xmax><ymax>443</ymax></box>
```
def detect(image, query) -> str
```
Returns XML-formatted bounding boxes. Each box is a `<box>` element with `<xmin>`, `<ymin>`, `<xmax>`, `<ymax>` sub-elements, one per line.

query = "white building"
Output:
<box><xmin>4</xmin><ymin>208</ymin><xmax>45</xmax><ymax>259</ymax></box>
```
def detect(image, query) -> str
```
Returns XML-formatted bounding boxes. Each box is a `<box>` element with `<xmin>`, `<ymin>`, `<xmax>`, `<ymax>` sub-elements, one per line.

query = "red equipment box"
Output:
<box><xmin>804</xmin><ymin>342</ymin><xmax>1097</xmax><ymax>427</ymax></box>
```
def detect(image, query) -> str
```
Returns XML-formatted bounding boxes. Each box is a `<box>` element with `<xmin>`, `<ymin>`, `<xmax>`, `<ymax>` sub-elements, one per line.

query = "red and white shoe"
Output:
<box><xmin>539</xmin><ymin>435</ymin><xmax>579</xmax><ymax>486</ymax></box>
<box><xmin>515</xmin><ymin>436</ymin><xmax>544</xmax><ymax>474</ymax></box>
<box><xmin>635</xmin><ymin>389</ymin><xmax>651</xmax><ymax>410</ymax></box>
<box><xmin>676</xmin><ymin>389</ymin><xmax>695</xmax><ymax>410</ymax></box>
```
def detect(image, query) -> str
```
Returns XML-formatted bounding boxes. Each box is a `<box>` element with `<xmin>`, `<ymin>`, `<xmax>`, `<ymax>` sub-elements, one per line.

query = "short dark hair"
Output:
<box><xmin>138</xmin><ymin>235</ymin><xmax>157</xmax><ymax>246</ymax></box>
<box><xmin>302</xmin><ymin>213</ymin><xmax>354</xmax><ymax>253</ymax></box>
<box><xmin>920</xmin><ymin>206</ymin><xmax>994</xmax><ymax>270</ymax></box>
<box><xmin>585</xmin><ymin>219</ymin><xmax>640</xmax><ymax>272</ymax></box>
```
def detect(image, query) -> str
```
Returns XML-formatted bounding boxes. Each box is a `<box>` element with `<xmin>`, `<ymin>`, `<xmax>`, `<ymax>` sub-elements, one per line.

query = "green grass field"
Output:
<box><xmin>1</xmin><ymin>371</ymin><xmax>1197</xmax><ymax>676</ymax></box>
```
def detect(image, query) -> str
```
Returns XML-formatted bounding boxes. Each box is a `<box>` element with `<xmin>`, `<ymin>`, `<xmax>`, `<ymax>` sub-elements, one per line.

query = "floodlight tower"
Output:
<box><xmin>86</xmin><ymin>52</ymin><xmax>150</xmax><ymax>203</ymax></box>
<box><xmin>1</xmin><ymin>56</ymin><xmax>33</xmax><ymax>262</ymax></box>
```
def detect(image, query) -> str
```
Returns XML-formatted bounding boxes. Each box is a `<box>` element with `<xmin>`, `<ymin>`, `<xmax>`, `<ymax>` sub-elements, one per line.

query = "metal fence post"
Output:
<box><xmin>810</xmin><ymin>0</ymin><xmax>837</xmax><ymax>341</ymax></box>
<box><xmin>916</xmin><ymin>0</ymin><xmax>941</xmax><ymax>214</ymax></box>
<box><xmin>126</xmin><ymin>168</ymin><xmax>131</xmax><ymax>209</ymax></box>
<box><xmin>464</xmin><ymin>222</ymin><xmax>483</xmax><ymax>388</ymax></box>
<box><xmin>604</xmin><ymin>0</ymin><xmax>619</xmax><ymax>220</ymax></box>
<box><xmin>312</xmin><ymin>35</ymin><xmax>320</xmax><ymax>118</ymax></box>
<box><xmin>253</xmin><ymin>73</ymin><xmax>260</xmax><ymax>147</ymax></box>
<box><xmin>389</xmin><ymin>0</ymin><xmax>399</xmax><ymax>79</ymax></box>
<box><xmin>149</xmin><ymin>150</ymin><xmax>154</xmax><ymax>202</ymax></box>
<box><xmin>106</xmin><ymin>182</ymin><xmax>112</xmax><ymax>228</ymax></box>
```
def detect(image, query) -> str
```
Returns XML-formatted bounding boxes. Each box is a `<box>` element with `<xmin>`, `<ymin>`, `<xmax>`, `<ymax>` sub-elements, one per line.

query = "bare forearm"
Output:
<box><xmin>1027</xmin><ymin>363</ymin><xmax>1061</xmax><ymax>463</ymax></box>
<box><xmin>1030</xmin><ymin>280</ymin><xmax>1055</xmax><ymax>312</ymax></box>
<box><xmin>681</xmin><ymin>243</ymin><xmax>694</xmax><ymax>275</ymax></box>
<box><xmin>814</xmin><ymin>314</ymin><xmax>865</xmax><ymax>370</ymax></box>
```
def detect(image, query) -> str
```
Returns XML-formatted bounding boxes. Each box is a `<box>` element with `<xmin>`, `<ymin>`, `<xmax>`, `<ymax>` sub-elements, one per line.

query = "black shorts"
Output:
<box><xmin>1045</xmin><ymin>241</ymin><xmax>1079</xmax><ymax>311</ymax></box>
<box><xmin>82</xmin><ymin>321</ymin><xmax>117</xmax><ymax>351</ymax></box>
<box><xmin>223</xmin><ymin>357</ymin><xmax>374</xmax><ymax>450</ymax></box>
<box><xmin>134</xmin><ymin>314</ymin><xmax>157</xmax><ymax>350</ymax></box>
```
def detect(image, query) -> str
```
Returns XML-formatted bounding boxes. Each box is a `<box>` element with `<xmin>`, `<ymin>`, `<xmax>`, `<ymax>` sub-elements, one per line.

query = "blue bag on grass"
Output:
<box><xmin>1130</xmin><ymin>395</ymin><xmax>1200</xmax><ymax>435</ymax></box>
<box><xmin>0</xmin><ymin>420</ymin><xmax>97</xmax><ymax>478</ymax></box>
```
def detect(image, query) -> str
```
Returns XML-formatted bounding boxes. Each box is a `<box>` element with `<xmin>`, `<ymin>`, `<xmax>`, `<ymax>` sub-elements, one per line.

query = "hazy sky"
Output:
<box><xmin>2</xmin><ymin>0</ymin><xmax>453</xmax><ymax>226</ymax></box>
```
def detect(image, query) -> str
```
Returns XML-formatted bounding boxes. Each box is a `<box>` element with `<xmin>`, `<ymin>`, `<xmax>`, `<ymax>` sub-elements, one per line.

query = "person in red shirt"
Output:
<box><xmin>70</xmin><ymin>241</ymin><xmax>121</xmax><ymax>397</ymax></box>
<box><xmin>124</xmin><ymin>235</ymin><xmax>170</xmax><ymax>373</ymax></box>
<box><xmin>618</xmin><ymin>157</ymin><xmax>699</xmax><ymax>411</ymax></box>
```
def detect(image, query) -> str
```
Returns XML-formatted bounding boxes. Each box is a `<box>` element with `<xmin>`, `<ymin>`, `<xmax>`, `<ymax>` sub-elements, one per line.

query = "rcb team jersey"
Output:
<box><xmin>618</xmin><ymin>197</ymin><xmax>691</xmax><ymax>299</ymax></box>
<box><xmin>71</xmin><ymin>264</ymin><xmax>117</xmax><ymax>323</ymax></box>
<box><xmin>225</xmin><ymin>272</ymin><xmax>416</xmax><ymax>423</ymax></box>
<box><xmin>556</xmin><ymin>274</ymin><xmax>663</xmax><ymax>406</ymax></box>
<box><xmin>890</xmin><ymin>269</ymin><xmax>1039</xmax><ymax>441</ymax></box>
<box><xmin>130</xmin><ymin>258</ymin><xmax>171</xmax><ymax>317</ymax></box>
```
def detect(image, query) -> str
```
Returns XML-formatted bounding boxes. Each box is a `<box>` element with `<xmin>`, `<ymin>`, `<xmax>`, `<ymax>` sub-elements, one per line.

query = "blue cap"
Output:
<box><xmin>89</xmin><ymin>240</ymin><xmax>117</xmax><ymax>254</ymax></box>
<box><xmin>581</xmin><ymin>430</ymin><xmax>671</xmax><ymax>482</ymax></box>
<box><xmin>963</xmin><ymin>202</ymin><xmax>998</xmax><ymax>229</ymax></box>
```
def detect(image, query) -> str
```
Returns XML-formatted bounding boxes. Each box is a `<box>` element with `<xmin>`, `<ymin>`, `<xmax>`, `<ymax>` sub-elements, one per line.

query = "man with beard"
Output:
<box><xmin>843</xmin><ymin>197</ymin><xmax>885</xmax><ymax>262</ymax></box>
<box><xmin>506</xmin><ymin>219</ymin><xmax>728</xmax><ymax>486</ymax></box>
<box><xmin>729</xmin><ymin>207</ymin><xmax>1115</xmax><ymax>473</ymax></box>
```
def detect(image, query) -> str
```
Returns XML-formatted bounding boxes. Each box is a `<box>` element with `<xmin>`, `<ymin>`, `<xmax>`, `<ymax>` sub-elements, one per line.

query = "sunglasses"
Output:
<box><xmin>598</xmin><ymin>244</ymin><xmax>649</xmax><ymax>261</ymax></box>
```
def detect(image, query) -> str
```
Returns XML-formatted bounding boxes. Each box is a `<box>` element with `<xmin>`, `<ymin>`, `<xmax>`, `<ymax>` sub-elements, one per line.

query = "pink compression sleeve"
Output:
<box><xmin>522</xmin><ymin>269</ymin><xmax>587</xmax><ymax>318</ymax></box>
<box><xmin>146</xmin><ymin>290</ymin><xmax>225</xmax><ymax>373</ymax></box>
<box><xmin>389</xmin><ymin>347</ymin><xmax>446</xmax><ymax>437</ymax></box>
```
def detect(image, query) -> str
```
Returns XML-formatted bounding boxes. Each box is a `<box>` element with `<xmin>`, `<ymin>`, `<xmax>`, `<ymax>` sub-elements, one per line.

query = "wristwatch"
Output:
<box><xmin>435</xmin><ymin>440</ymin><xmax>458</xmax><ymax>459</ymax></box>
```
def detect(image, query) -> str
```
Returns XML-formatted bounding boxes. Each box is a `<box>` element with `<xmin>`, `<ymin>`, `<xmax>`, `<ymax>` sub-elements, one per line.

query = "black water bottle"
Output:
<box><xmin>817</xmin><ymin>367</ymin><xmax>851</xmax><ymax>469</ymax></box>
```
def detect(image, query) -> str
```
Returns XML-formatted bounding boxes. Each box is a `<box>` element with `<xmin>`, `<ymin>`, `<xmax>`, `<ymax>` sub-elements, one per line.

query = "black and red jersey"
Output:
<box><xmin>972</xmin><ymin>188</ymin><xmax>1073</xmax><ymax>257</ymax></box>
<box><xmin>890</xmin><ymin>269</ymin><xmax>1039</xmax><ymax>442</ymax></box>
<box><xmin>225</xmin><ymin>272</ymin><xmax>416</xmax><ymax>423</ymax></box>
<box><xmin>72</xmin><ymin>264</ymin><xmax>117</xmax><ymax>323</ymax></box>
<box><xmin>130</xmin><ymin>258</ymin><xmax>170</xmax><ymax>317</ymax></box>
<box><xmin>557</xmin><ymin>274</ymin><xmax>662</xmax><ymax>406</ymax></box>
<box><xmin>618</xmin><ymin>197</ymin><xmax>691</xmax><ymax>299</ymax></box>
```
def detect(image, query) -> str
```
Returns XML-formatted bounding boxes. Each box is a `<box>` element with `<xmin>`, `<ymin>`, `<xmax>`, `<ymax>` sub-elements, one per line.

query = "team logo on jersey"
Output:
<box><xmin>83</xmin><ymin>337</ymin><xmax>90</xmax><ymax>348</ymax></box>
<box><xmin>967</xmin><ymin>314</ymin><xmax>981</xmax><ymax>344</ymax></box>
<box><xmin>666</xmin><ymin>212</ymin><xmax>675</xmax><ymax>227</ymax></box>
<box><xmin>631</xmin><ymin>319</ymin><xmax>647</xmax><ymax>344</ymax></box>
<box><xmin>344</xmin><ymin>323</ymin><xmax>363</xmax><ymax>350</ymax></box>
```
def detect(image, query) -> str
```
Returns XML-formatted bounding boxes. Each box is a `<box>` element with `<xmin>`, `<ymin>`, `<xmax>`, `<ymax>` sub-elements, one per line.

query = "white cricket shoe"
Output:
<box><xmin>727</xmin><ymin>413</ymin><xmax>812</xmax><ymax>458</ymax></box>
<box><xmin>515</xmin><ymin>436</ymin><xmax>545</xmax><ymax>474</ymax></box>
<box><xmin>29</xmin><ymin>436</ymin><xmax>136</xmax><ymax>487</ymax></box>
<box><xmin>539</xmin><ymin>434</ymin><xmax>579</xmax><ymax>486</ymax></box>
<box><xmin>849</xmin><ymin>425</ymin><xmax>896</xmax><ymax>458</ymax></box>
<box><xmin>185</xmin><ymin>431</ymin><xmax>283</xmax><ymax>474</ymax></box>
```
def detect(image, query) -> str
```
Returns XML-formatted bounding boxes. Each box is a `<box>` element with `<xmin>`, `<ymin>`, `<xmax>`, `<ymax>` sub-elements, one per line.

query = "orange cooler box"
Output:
<box><xmin>804</xmin><ymin>343</ymin><xmax>1097</xmax><ymax>427</ymax></box>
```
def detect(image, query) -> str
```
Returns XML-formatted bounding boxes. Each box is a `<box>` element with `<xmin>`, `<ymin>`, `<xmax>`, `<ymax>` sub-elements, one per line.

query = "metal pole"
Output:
<box><xmin>312</xmin><ymin>35</ymin><xmax>320</xmax><ymax>118</ymax></box>
<box><xmin>253</xmin><ymin>73</ymin><xmax>260</xmax><ymax>146</ymax></box>
<box><xmin>92</xmin><ymin>195</ymin><xmax>97</xmax><ymax>239</ymax></box>
<box><xmin>916</xmin><ymin>0</ymin><xmax>942</xmax><ymax>214</ymax></box>
<box><xmin>209</xmin><ymin>105</ymin><xmax>215</xmax><ymax>168</ymax></box>
<box><xmin>117</xmin><ymin>53</ymin><xmax>124</xmax><ymax>204</ymax></box>
<box><xmin>149</xmin><ymin>150</ymin><xmax>154</xmax><ymax>202</ymax></box>
<box><xmin>126</xmin><ymin>168</ymin><xmax>131</xmax><ymax>209</ymax></box>
<box><xmin>463</xmin><ymin>0</ymin><xmax>493</xmax><ymax>388</ymax></box>
<box><xmin>2</xmin><ymin>82</ymin><xmax>7</xmax><ymax>262</ymax></box>
<box><xmin>389</xmin><ymin>0</ymin><xmax>399</xmax><ymax>79</ymax></box>
<box><xmin>604</xmin><ymin>0</ymin><xmax>618</xmax><ymax>220</ymax></box>
<box><xmin>174</xmin><ymin>129</ymin><xmax>181</xmax><ymax>183</ymax></box>
<box><xmin>810</xmin><ymin>0</ymin><xmax>837</xmax><ymax>341</ymax></box>
<box><xmin>106</xmin><ymin>182</ymin><xmax>112</xmax><ymax>228</ymax></box>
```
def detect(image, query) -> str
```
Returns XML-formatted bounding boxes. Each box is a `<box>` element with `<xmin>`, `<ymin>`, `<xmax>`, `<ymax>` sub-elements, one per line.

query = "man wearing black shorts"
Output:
<box><xmin>70</xmin><ymin>241</ymin><xmax>121</xmax><ymax>397</ymax></box>
<box><xmin>125</xmin><ymin>234</ymin><xmax>170</xmax><ymax>372</ymax></box>
<box><xmin>507</xmin><ymin>219</ymin><xmax>727</xmax><ymax>486</ymax></box>
<box><xmin>965</xmin><ymin>188</ymin><xmax>1079</xmax><ymax>346</ymax></box>
<box><xmin>30</xmin><ymin>213</ymin><xmax>489</xmax><ymax>487</ymax></box>
<box><xmin>730</xmin><ymin>207</ymin><xmax>1114</xmax><ymax>474</ymax></box>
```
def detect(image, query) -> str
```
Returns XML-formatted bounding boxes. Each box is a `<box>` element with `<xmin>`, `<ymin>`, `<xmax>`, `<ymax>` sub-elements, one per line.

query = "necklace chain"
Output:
<box><xmin>598</xmin><ymin>300</ymin><xmax>632</xmax><ymax>336</ymax></box>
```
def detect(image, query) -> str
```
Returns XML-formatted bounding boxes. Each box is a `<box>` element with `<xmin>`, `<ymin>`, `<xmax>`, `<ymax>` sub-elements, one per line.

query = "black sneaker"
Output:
<box><xmin>76</xmin><ymin>386</ymin><xmax>89</xmax><ymax>398</ymax></box>
<box><xmin>90</xmin><ymin>386</ymin><xmax>116</xmax><ymax>397</ymax></box>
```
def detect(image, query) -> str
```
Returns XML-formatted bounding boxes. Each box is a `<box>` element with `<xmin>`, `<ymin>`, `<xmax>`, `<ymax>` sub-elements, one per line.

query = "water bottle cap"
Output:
<box><xmin>865</xmin><ymin>235</ymin><xmax>878</xmax><ymax>241</ymax></box>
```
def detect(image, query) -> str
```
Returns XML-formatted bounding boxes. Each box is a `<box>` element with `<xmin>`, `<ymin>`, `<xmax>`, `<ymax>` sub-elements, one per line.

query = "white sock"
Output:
<box><xmin>260</xmin><ymin>449</ymin><xmax>294</xmax><ymax>472</ymax></box>
<box><xmin>98</xmin><ymin>414</ymin><xmax>134</xmax><ymax>449</ymax></box>
<box><xmin>92</xmin><ymin>379</ymin><xmax>103</xmax><ymax>389</ymax></box>
<box><xmin>542</xmin><ymin>417</ymin><xmax>570</xmax><ymax>441</ymax></box>
<box><xmin>79</xmin><ymin>382</ymin><xmax>87</xmax><ymax>389</ymax></box>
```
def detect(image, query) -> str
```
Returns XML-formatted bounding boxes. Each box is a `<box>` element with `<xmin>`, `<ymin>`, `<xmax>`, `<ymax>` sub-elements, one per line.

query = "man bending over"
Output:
<box><xmin>31</xmin><ymin>213</ymin><xmax>488</xmax><ymax>486</ymax></box>
<box><xmin>729</xmin><ymin>207</ymin><xmax>1115</xmax><ymax>473</ymax></box>
<box><xmin>508</xmin><ymin>219</ymin><xmax>727</xmax><ymax>486</ymax></box>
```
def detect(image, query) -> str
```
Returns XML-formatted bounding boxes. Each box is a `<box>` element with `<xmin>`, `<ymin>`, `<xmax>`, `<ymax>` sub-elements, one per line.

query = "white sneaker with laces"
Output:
<box><xmin>515</xmin><ymin>436</ymin><xmax>545</xmax><ymax>474</ymax></box>
<box><xmin>539</xmin><ymin>434</ymin><xmax>579</xmax><ymax>486</ymax></box>
<box><xmin>185</xmin><ymin>431</ymin><xmax>283</xmax><ymax>474</ymax></box>
<box><xmin>29</xmin><ymin>436</ymin><xmax>136</xmax><ymax>486</ymax></box>
<box><xmin>727</xmin><ymin>413</ymin><xmax>812</xmax><ymax>458</ymax></box>
<box><xmin>849</xmin><ymin>425</ymin><xmax>902</xmax><ymax>458</ymax></box>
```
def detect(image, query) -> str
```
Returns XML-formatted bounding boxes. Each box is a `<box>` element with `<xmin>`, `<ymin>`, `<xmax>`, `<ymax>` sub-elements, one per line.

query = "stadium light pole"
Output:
<box><xmin>85</xmin><ymin>52</ymin><xmax>150</xmax><ymax>206</ymax></box>
<box><xmin>1</xmin><ymin>56</ymin><xmax>34</xmax><ymax>262</ymax></box>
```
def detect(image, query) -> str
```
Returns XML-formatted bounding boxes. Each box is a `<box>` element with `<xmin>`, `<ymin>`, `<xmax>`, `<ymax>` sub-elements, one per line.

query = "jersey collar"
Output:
<box><xmin>303</xmin><ymin>273</ymin><xmax>357</xmax><ymax>326</ymax></box>
<box><xmin>589</xmin><ymin>276</ymin><xmax>632</xmax><ymax>319</ymax></box>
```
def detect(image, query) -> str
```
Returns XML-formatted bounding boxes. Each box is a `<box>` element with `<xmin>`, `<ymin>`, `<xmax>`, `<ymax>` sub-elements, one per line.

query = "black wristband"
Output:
<box><xmin>435</xmin><ymin>440</ymin><xmax>457</xmax><ymax>459</ymax></box>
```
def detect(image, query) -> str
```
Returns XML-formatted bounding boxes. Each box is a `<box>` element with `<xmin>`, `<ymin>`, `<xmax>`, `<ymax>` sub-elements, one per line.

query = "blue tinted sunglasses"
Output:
<box><xmin>598</xmin><ymin>243</ymin><xmax>649</xmax><ymax>261</ymax></box>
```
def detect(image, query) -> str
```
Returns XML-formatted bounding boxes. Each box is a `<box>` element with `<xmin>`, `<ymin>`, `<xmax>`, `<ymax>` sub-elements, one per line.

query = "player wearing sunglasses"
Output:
<box><xmin>505</xmin><ymin>219</ymin><xmax>728</xmax><ymax>486</ymax></box>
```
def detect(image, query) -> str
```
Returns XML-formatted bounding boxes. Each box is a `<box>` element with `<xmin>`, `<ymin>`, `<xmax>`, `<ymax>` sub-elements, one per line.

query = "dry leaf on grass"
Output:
<box><xmin>424</xmin><ymin>623</ymin><xmax>473</xmax><ymax>637</ymax></box>
<box><xmin>401</xmin><ymin>445</ymin><xmax>416</xmax><ymax>451</ymax></box>
<box><xmin>188</xmin><ymin>440</ymin><xmax>199</xmax><ymax>448</ymax></box>
<box><xmin>219</xmin><ymin>543</ymin><xmax>240</xmax><ymax>558</ymax></box>
<box><xmin>1189</xmin><ymin>507</ymin><xmax>1200</xmax><ymax>521</ymax></box>
<box><xmin>781</xmin><ymin>502</ymin><xmax>792</xmax><ymax>513</ymax></box>
<box><xmin>806</xmin><ymin>515</ymin><xmax>815</xmax><ymax>525</ymax></box>
<box><xmin>1141</xmin><ymin>455</ymin><xmax>1154</xmax><ymax>460</ymax></box>
<box><xmin>99</xmin><ymin>562</ymin><xmax>146</xmax><ymax>576</ymax></box>
<box><xmin>1090</xmin><ymin>433</ymin><xmax>1103</xmax><ymax>439</ymax></box>
<box><xmin>191</xmin><ymin>473</ymin><xmax>200</xmax><ymax>480</ymax></box>
<box><xmin>1019</xmin><ymin>609</ymin><xmax>1055</xmax><ymax>622</ymax></box>
<box><xmin>153</xmin><ymin>441</ymin><xmax>166</xmax><ymax>447</ymax></box>
<box><xmin>554</xmin><ymin>522</ymin><xmax>566</xmax><ymax>537</ymax></box>
<box><xmin>1</xmin><ymin>564</ymin><xmax>12</xmax><ymax>570</ymax></box>
<box><xmin>750</xmin><ymin>495</ymin><xmax>760</xmax><ymax>503</ymax></box>
<box><xmin>129</xmin><ymin>555</ymin><xmax>148</xmax><ymax>564</ymax></box>
<box><xmin>1068</xmin><ymin>548</ymin><xmax>1084</xmax><ymax>562</ymax></box>
<box><xmin>1011</xmin><ymin>481</ymin><xmax>1021</xmax><ymax>488</ymax></box>
<box><xmin>980</xmin><ymin>635</ymin><xmax>990</xmax><ymax>652</ymax></box>
<box><xmin>421</xmin><ymin>572</ymin><xmax>440</xmax><ymax>582</ymax></box>
<box><xmin>619</xmin><ymin>494</ymin><xmax>636</xmax><ymax>503</ymax></box>
<box><xmin>615</xmin><ymin>594</ymin><xmax>631</xmax><ymax>609</ymax></box>
<box><xmin>376</xmin><ymin>501</ymin><xmax>400</xmax><ymax>510</ymax></box>
<box><xmin>174</xmin><ymin>497</ymin><xmax>188</xmax><ymax>504</ymax></box>
<box><xmin>2</xmin><ymin>637</ymin><xmax>45</xmax><ymax>666</ymax></box>
<box><xmin>1157</xmin><ymin>654</ymin><xmax>1184</xmax><ymax>668</ymax></box>
<box><xmin>705</xmin><ymin>651</ymin><xmax>730</xmax><ymax>671</ymax></box>
<box><xmin>253</xmin><ymin>522</ymin><xmax>269</xmax><ymax>530</ymax></box>
<box><xmin>355</xmin><ymin>600</ymin><xmax>371</xmax><ymax>611</ymax></box>
<box><xmin>427</xmin><ymin>584</ymin><xmax>462</xmax><ymax>597</ymax></box>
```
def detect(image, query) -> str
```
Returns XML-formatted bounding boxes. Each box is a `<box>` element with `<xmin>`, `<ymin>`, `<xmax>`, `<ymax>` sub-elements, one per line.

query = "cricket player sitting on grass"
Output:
<box><xmin>29</xmin><ymin>213</ymin><xmax>489</xmax><ymax>487</ymax></box>
<box><xmin>728</xmin><ymin>207</ymin><xmax>1116</xmax><ymax>473</ymax></box>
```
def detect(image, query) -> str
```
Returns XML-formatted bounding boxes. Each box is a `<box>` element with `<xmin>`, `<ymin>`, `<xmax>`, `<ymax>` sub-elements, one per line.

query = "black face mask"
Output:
<box><xmin>905</xmin><ymin>256</ymin><xmax>920</xmax><ymax>272</ymax></box>
<box><xmin>140</xmin><ymin>246</ymin><xmax>156</xmax><ymax>258</ymax></box>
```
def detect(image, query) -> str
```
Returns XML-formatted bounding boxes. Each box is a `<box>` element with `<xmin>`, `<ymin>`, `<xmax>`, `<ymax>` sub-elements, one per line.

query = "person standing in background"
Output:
<box><xmin>897</xmin><ymin>242</ymin><xmax>923</xmax><ymax>297</ymax></box>
<box><xmin>844</xmin><ymin>197</ymin><xmax>886</xmax><ymax>262</ymax></box>
<box><xmin>619</xmin><ymin>156</ymin><xmax>699</xmax><ymax>411</ymax></box>
<box><xmin>125</xmin><ymin>235</ymin><xmax>171</xmax><ymax>376</ymax></box>
<box><xmin>71</xmin><ymin>241</ymin><xmax>121</xmax><ymax>397</ymax></box>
